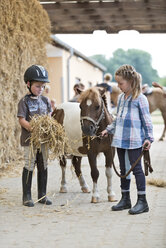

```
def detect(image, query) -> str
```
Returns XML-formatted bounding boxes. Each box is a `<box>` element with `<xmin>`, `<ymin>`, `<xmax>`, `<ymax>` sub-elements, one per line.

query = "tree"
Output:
<box><xmin>159</xmin><ymin>77</ymin><xmax>166</xmax><ymax>86</ymax></box>
<box><xmin>91</xmin><ymin>49</ymin><xmax>159</xmax><ymax>85</ymax></box>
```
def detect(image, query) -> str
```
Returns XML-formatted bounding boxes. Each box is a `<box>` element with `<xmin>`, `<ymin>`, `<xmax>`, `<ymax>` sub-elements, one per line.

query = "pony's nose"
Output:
<box><xmin>82</xmin><ymin>124</ymin><xmax>95</xmax><ymax>136</ymax></box>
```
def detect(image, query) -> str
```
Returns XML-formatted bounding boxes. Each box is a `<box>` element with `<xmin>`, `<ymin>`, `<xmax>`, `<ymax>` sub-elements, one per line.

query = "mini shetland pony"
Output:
<box><xmin>79</xmin><ymin>87</ymin><xmax>116</xmax><ymax>203</ymax></box>
<box><xmin>52</xmin><ymin>87</ymin><xmax>116</xmax><ymax>203</ymax></box>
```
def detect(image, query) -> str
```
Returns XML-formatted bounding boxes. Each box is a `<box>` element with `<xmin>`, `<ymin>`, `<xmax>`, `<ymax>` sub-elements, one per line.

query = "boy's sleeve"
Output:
<box><xmin>17</xmin><ymin>98</ymin><xmax>27</xmax><ymax>119</ymax></box>
<box><xmin>139</xmin><ymin>95</ymin><xmax>154</xmax><ymax>143</ymax></box>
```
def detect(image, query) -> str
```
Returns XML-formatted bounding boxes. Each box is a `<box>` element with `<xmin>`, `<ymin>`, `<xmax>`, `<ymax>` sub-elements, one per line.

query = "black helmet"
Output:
<box><xmin>24</xmin><ymin>65</ymin><xmax>50</xmax><ymax>83</ymax></box>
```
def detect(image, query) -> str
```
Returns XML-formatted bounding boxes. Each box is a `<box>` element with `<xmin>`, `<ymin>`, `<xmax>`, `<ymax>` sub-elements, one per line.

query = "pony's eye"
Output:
<box><xmin>95</xmin><ymin>105</ymin><xmax>100</xmax><ymax>110</ymax></box>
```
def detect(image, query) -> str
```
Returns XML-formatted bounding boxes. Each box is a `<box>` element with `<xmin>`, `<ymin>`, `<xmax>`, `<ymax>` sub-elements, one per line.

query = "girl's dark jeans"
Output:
<box><xmin>117</xmin><ymin>147</ymin><xmax>145</xmax><ymax>192</ymax></box>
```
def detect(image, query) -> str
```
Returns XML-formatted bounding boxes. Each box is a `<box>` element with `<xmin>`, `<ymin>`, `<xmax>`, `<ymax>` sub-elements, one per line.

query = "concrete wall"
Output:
<box><xmin>46</xmin><ymin>43</ymin><xmax>104</xmax><ymax>104</ymax></box>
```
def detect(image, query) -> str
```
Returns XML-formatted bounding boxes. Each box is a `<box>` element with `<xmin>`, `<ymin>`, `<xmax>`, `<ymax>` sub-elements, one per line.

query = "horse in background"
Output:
<box><xmin>110</xmin><ymin>82</ymin><xmax>122</xmax><ymax>107</ymax></box>
<box><xmin>109</xmin><ymin>82</ymin><xmax>166</xmax><ymax>141</ymax></box>
<box><xmin>142</xmin><ymin>84</ymin><xmax>166</xmax><ymax>141</ymax></box>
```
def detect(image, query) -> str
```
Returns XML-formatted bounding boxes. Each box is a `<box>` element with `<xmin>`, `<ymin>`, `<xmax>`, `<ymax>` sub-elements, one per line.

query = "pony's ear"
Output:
<box><xmin>76</xmin><ymin>88</ymin><xmax>84</xmax><ymax>95</ymax></box>
<box><xmin>97</xmin><ymin>87</ymin><xmax>107</xmax><ymax>97</ymax></box>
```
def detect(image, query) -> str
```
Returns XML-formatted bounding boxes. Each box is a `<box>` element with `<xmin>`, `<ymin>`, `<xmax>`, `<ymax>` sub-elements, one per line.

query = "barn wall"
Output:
<box><xmin>0</xmin><ymin>0</ymin><xmax>51</xmax><ymax>169</ymax></box>
<box><xmin>46</xmin><ymin>43</ymin><xmax>104</xmax><ymax>103</ymax></box>
<box><xmin>47</xmin><ymin>57</ymin><xmax>63</xmax><ymax>104</ymax></box>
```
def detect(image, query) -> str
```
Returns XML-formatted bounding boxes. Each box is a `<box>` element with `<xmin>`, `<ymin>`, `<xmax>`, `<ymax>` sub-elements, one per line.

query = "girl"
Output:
<box><xmin>101</xmin><ymin>65</ymin><xmax>153</xmax><ymax>215</ymax></box>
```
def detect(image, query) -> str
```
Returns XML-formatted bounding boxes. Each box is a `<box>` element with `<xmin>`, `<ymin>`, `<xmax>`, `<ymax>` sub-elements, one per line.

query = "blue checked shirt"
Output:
<box><xmin>107</xmin><ymin>93</ymin><xmax>154</xmax><ymax>149</ymax></box>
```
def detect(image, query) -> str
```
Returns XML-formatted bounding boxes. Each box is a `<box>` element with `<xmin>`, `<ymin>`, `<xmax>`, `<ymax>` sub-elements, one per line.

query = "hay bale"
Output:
<box><xmin>0</xmin><ymin>0</ymin><xmax>51</xmax><ymax>170</ymax></box>
<box><xmin>29</xmin><ymin>115</ymin><xmax>69</xmax><ymax>160</ymax></box>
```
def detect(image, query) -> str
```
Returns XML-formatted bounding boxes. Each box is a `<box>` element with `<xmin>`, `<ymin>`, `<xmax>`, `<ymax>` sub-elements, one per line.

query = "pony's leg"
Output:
<box><xmin>72</xmin><ymin>156</ymin><xmax>90</xmax><ymax>193</ymax></box>
<box><xmin>59</xmin><ymin>156</ymin><xmax>67</xmax><ymax>193</ymax></box>
<box><xmin>159</xmin><ymin>112</ymin><xmax>166</xmax><ymax>141</ymax></box>
<box><xmin>159</xmin><ymin>126</ymin><xmax>166</xmax><ymax>141</ymax></box>
<box><xmin>104</xmin><ymin>151</ymin><xmax>116</xmax><ymax>202</ymax></box>
<box><xmin>88</xmin><ymin>153</ymin><xmax>100</xmax><ymax>203</ymax></box>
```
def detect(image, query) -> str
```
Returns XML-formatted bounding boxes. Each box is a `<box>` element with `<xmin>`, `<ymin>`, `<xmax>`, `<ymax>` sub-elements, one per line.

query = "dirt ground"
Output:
<box><xmin>0</xmin><ymin>124</ymin><xmax>166</xmax><ymax>248</ymax></box>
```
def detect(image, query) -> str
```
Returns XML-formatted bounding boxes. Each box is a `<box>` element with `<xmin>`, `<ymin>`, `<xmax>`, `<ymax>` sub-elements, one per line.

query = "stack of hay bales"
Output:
<box><xmin>0</xmin><ymin>0</ymin><xmax>51</xmax><ymax>170</ymax></box>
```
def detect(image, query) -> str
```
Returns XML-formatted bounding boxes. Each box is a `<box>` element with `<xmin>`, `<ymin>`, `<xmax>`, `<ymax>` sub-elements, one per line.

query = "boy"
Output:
<box><xmin>17</xmin><ymin>65</ymin><xmax>52</xmax><ymax>207</ymax></box>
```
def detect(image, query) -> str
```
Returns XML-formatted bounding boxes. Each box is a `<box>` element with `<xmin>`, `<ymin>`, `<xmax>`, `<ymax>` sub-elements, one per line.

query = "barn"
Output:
<box><xmin>46</xmin><ymin>35</ymin><xmax>106</xmax><ymax>104</ymax></box>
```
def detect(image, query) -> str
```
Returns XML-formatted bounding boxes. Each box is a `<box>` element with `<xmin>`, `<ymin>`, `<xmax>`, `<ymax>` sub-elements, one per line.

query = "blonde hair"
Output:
<box><xmin>104</xmin><ymin>73</ymin><xmax>112</xmax><ymax>82</ymax></box>
<box><xmin>115</xmin><ymin>64</ymin><xmax>142</xmax><ymax>99</ymax></box>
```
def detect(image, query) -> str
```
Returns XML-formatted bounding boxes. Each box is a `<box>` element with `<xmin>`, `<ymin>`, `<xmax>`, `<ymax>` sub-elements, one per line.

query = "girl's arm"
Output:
<box><xmin>139</xmin><ymin>95</ymin><xmax>154</xmax><ymax>148</ymax></box>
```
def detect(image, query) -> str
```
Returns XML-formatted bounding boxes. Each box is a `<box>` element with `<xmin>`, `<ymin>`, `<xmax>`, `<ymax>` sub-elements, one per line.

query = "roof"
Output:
<box><xmin>51</xmin><ymin>35</ymin><xmax>106</xmax><ymax>71</ymax></box>
<box><xmin>40</xmin><ymin>0</ymin><xmax>166</xmax><ymax>34</ymax></box>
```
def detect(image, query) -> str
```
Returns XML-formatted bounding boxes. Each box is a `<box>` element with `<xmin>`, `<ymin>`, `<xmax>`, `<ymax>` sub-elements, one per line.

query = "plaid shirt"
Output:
<box><xmin>107</xmin><ymin>93</ymin><xmax>154</xmax><ymax>149</ymax></box>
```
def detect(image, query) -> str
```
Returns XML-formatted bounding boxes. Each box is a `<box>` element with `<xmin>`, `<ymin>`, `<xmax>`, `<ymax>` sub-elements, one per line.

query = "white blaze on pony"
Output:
<box><xmin>86</xmin><ymin>99</ymin><xmax>92</xmax><ymax>106</ymax></box>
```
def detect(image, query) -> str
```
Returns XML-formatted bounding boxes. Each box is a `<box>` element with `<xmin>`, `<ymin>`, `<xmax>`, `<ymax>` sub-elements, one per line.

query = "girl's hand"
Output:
<box><xmin>143</xmin><ymin>140</ymin><xmax>151</xmax><ymax>150</ymax></box>
<box><xmin>101</xmin><ymin>129</ymin><xmax>108</xmax><ymax>137</ymax></box>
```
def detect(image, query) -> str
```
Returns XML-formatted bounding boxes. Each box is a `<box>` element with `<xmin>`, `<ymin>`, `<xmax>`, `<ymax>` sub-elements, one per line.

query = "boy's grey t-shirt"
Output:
<box><xmin>17</xmin><ymin>94</ymin><xmax>52</xmax><ymax>146</ymax></box>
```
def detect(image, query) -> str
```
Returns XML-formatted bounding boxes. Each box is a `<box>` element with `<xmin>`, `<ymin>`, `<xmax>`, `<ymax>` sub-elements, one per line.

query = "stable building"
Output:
<box><xmin>46</xmin><ymin>35</ymin><xmax>106</xmax><ymax>104</ymax></box>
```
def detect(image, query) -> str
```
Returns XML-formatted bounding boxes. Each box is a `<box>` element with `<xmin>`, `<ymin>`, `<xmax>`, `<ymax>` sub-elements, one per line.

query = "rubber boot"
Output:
<box><xmin>112</xmin><ymin>192</ymin><xmax>131</xmax><ymax>211</ymax></box>
<box><xmin>22</xmin><ymin>167</ymin><xmax>34</xmax><ymax>207</ymax></box>
<box><xmin>37</xmin><ymin>168</ymin><xmax>52</xmax><ymax>205</ymax></box>
<box><xmin>128</xmin><ymin>194</ymin><xmax>149</xmax><ymax>215</ymax></box>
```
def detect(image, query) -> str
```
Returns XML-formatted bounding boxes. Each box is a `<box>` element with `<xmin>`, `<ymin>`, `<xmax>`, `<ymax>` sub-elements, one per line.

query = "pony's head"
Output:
<box><xmin>79</xmin><ymin>87</ymin><xmax>106</xmax><ymax>136</ymax></box>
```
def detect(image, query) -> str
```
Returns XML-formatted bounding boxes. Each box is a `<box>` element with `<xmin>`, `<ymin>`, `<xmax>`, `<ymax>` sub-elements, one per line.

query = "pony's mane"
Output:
<box><xmin>79</xmin><ymin>86</ymin><xmax>108</xmax><ymax>109</ymax></box>
<box><xmin>101</xmin><ymin>94</ymin><xmax>108</xmax><ymax>109</ymax></box>
<box><xmin>79</xmin><ymin>87</ymin><xmax>100</xmax><ymax>103</ymax></box>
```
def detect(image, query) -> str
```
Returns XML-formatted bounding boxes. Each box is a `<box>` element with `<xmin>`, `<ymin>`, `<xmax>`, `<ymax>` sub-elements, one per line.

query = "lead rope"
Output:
<box><xmin>110</xmin><ymin>143</ymin><xmax>153</xmax><ymax>178</ymax></box>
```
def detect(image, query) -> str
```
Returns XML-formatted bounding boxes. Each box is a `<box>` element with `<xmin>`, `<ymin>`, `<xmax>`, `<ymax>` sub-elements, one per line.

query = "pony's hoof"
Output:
<box><xmin>108</xmin><ymin>195</ymin><xmax>117</xmax><ymax>202</ymax></box>
<box><xmin>81</xmin><ymin>187</ymin><xmax>91</xmax><ymax>193</ymax></box>
<box><xmin>91</xmin><ymin>196</ymin><xmax>100</xmax><ymax>203</ymax></box>
<box><xmin>59</xmin><ymin>186</ymin><xmax>67</xmax><ymax>193</ymax></box>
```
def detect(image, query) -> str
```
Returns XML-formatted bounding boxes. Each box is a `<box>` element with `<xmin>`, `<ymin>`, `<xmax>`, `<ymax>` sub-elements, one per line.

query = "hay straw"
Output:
<box><xmin>147</xmin><ymin>178</ymin><xmax>166</xmax><ymax>188</ymax></box>
<box><xmin>29</xmin><ymin>115</ymin><xmax>69</xmax><ymax>160</ymax></box>
<box><xmin>0</xmin><ymin>0</ymin><xmax>51</xmax><ymax>171</ymax></box>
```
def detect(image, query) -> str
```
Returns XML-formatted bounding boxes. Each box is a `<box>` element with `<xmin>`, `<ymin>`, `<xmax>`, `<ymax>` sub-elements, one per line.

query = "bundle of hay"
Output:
<box><xmin>147</xmin><ymin>178</ymin><xmax>166</xmax><ymax>188</ymax></box>
<box><xmin>0</xmin><ymin>0</ymin><xmax>51</xmax><ymax>170</ymax></box>
<box><xmin>29</xmin><ymin>115</ymin><xmax>69</xmax><ymax>160</ymax></box>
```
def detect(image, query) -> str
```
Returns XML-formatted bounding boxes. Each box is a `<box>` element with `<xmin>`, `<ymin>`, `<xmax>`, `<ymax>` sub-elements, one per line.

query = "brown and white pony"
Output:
<box><xmin>78</xmin><ymin>87</ymin><xmax>116</xmax><ymax>203</ymax></box>
<box><xmin>52</xmin><ymin>87</ymin><xmax>116</xmax><ymax>203</ymax></box>
<box><xmin>52</xmin><ymin>102</ymin><xmax>90</xmax><ymax>194</ymax></box>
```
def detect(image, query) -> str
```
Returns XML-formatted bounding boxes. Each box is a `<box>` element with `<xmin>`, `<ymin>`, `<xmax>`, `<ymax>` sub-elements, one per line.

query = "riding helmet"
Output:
<box><xmin>24</xmin><ymin>65</ymin><xmax>50</xmax><ymax>83</ymax></box>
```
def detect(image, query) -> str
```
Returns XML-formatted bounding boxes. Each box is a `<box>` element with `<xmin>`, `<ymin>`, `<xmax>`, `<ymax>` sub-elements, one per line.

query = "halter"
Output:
<box><xmin>80</xmin><ymin>99</ymin><xmax>105</xmax><ymax>133</ymax></box>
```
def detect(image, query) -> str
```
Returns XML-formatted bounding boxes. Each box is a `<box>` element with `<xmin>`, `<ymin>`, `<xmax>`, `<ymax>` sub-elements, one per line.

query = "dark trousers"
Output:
<box><xmin>117</xmin><ymin>147</ymin><xmax>146</xmax><ymax>192</ymax></box>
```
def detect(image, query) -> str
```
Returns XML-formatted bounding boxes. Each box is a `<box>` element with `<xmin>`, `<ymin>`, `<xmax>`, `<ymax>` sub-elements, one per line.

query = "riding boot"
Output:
<box><xmin>128</xmin><ymin>194</ymin><xmax>149</xmax><ymax>215</ymax></box>
<box><xmin>112</xmin><ymin>192</ymin><xmax>131</xmax><ymax>211</ymax></box>
<box><xmin>37</xmin><ymin>168</ymin><xmax>52</xmax><ymax>205</ymax></box>
<box><xmin>22</xmin><ymin>167</ymin><xmax>34</xmax><ymax>207</ymax></box>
